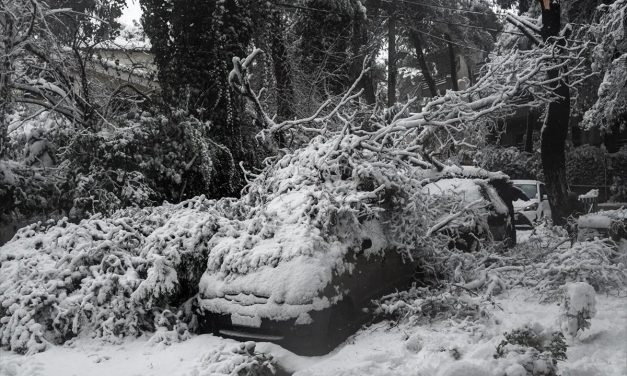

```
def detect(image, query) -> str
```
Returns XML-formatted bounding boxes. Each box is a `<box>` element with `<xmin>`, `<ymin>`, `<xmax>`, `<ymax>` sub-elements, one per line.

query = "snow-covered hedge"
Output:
<box><xmin>0</xmin><ymin>196</ymin><xmax>235</xmax><ymax>354</ymax></box>
<box><xmin>1</xmin><ymin>108</ymin><xmax>241</xmax><ymax>231</ymax></box>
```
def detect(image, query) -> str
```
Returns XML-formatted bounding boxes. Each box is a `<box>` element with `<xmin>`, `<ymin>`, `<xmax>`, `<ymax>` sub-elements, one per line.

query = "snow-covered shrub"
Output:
<box><xmin>64</xmin><ymin>110</ymin><xmax>240</xmax><ymax>218</ymax></box>
<box><xmin>186</xmin><ymin>342</ymin><xmax>277</xmax><ymax>376</ymax></box>
<box><xmin>494</xmin><ymin>324</ymin><xmax>567</xmax><ymax>376</ymax></box>
<box><xmin>460</xmin><ymin>223</ymin><xmax>627</xmax><ymax>300</ymax></box>
<box><xmin>372</xmin><ymin>286</ymin><xmax>491</xmax><ymax>325</ymax></box>
<box><xmin>559</xmin><ymin>282</ymin><xmax>597</xmax><ymax>338</ymax></box>
<box><xmin>1</xmin><ymin>107</ymin><xmax>243</xmax><ymax>231</ymax></box>
<box><xmin>472</xmin><ymin>146</ymin><xmax>542</xmax><ymax>180</ymax></box>
<box><xmin>0</xmin><ymin>196</ymin><xmax>232</xmax><ymax>354</ymax></box>
<box><xmin>148</xmin><ymin>309</ymin><xmax>192</xmax><ymax>346</ymax></box>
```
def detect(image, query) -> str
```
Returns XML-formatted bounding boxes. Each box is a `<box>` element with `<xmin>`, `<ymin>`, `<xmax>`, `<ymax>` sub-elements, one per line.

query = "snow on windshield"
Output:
<box><xmin>515</xmin><ymin>184</ymin><xmax>537</xmax><ymax>200</ymax></box>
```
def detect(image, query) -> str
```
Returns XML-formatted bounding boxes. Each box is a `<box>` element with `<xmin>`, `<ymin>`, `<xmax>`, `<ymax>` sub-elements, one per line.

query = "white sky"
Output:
<box><xmin>119</xmin><ymin>0</ymin><xmax>142</xmax><ymax>26</ymax></box>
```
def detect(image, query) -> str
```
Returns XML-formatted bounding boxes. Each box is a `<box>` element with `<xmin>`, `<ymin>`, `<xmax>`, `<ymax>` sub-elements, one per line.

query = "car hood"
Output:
<box><xmin>200</xmin><ymin>251</ymin><xmax>345</xmax><ymax>304</ymax></box>
<box><xmin>513</xmin><ymin>198</ymin><xmax>537</xmax><ymax>210</ymax></box>
<box><xmin>198</xmin><ymin>253</ymin><xmax>345</xmax><ymax>321</ymax></box>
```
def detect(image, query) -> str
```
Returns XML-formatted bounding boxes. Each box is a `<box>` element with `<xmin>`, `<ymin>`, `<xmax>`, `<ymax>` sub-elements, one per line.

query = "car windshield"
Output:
<box><xmin>515</xmin><ymin>184</ymin><xmax>537</xmax><ymax>200</ymax></box>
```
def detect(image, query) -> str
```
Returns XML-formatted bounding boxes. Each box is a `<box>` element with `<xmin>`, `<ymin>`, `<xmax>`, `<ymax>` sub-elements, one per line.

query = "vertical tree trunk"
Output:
<box><xmin>409</xmin><ymin>29</ymin><xmax>438</xmax><ymax>97</ymax></box>
<box><xmin>351</xmin><ymin>13</ymin><xmax>376</xmax><ymax>105</ymax></box>
<box><xmin>539</xmin><ymin>0</ymin><xmax>571</xmax><ymax>225</ymax></box>
<box><xmin>271</xmin><ymin>13</ymin><xmax>294</xmax><ymax>122</ymax></box>
<box><xmin>445</xmin><ymin>33</ymin><xmax>459</xmax><ymax>91</ymax></box>
<box><xmin>270</xmin><ymin>12</ymin><xmax>294</xmax><ymax>147</ymax></box>
<box><xmin>387</xmin><ymin>4</ymin><xmax>397</xmax><ymax>107</ymax></box>
<box><xmin>524</xmin><ymin>111</ymin><xmax>534</xmax><ymax>153</ymax></box>
<box><xmin>0</xmin><ymin>11</ymin><xmax>13</xmax><ymax>157</ymax></box>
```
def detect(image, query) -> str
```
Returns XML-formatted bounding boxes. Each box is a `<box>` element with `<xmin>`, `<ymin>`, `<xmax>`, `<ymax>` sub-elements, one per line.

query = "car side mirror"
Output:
<box><xmin>542</xmin><ymin>194</ymin><xmax>548</xmax><ymax>201</ymax></box>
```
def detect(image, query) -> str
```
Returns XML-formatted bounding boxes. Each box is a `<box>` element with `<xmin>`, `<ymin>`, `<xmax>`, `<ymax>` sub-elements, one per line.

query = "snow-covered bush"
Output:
<box><xmin>1</xmin><ymin>107</ymin><xmax>242</xmax><ymax>230</ymax></box>
<box><xmin>0</xmin><ymin>196</ymin><xmax>233</xmax><ymax>354</ymax></box>
<box><xmin>581</xmin><ymin>0</ymin><xmax>627</xmax><ymax>131</ymax></box>
<box><xmin>372</xmin><ymin>286</ymin><xmax>491</xmax><ymax>325</ymax></box>
<box><xmin>395</xmin><ymin>223</ymin><xmax>626</xmax><ymax>306</ymax></box>
<box><xmin>494</xmin><ymin>324</ymin><xmax>567</xmax><ymax>376</ymax></box>
<box><xmin>559</xmin><ymin>282</ymin><xmax>597</xmax><ymax>338</ymax></box>
<box><xmin>64</xmin><ymin>110</ymin><xmax>240</xmax><ymax>218</ymax></box>
<box><xmin>186</xmin><ymin>342</ymin><xmax>277</xmax><ymax>376</ymax></box>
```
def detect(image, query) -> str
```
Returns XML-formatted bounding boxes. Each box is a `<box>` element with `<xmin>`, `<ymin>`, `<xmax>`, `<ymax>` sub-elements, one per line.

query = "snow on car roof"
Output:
<box><xmin>511</xmin><ymin>179</ymin><xmax>541</xmax><ymax>184</ymax></box>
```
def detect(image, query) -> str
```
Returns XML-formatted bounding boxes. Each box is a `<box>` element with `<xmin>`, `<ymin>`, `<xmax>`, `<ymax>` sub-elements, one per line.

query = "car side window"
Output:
<box><xmin>539</xmin><ymin>184</ymin><xmax>546</xmax><ymax>200</ymax></box>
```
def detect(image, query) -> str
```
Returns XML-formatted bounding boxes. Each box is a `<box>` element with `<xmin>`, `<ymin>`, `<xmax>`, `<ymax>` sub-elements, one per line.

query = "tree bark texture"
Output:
<box><xmin>270</xmin><ymin>12</ymin><xmax>294</xmax><ymax>147</ymax></box>
<box><xmin>524</xmin><ymin>111</ymin><xmax>535</xmax><ymax>153</ymax></box>
<box><xmin>539</xmin><ymin>0</ymin><xmax>571</xmax><ymax>225</ymax></box>
<box><xmin>351</xmin><ymin>13</ymin><xmax>376</xmax><ymax>105</ymax></box>
<box><xmin>445</xmin><ymin>33</ymin><xmax>459</xmax><ymax>91</ymax></box>
<box><xmin>409</xmin><ymin>29</ymin><xmax>438</xmax><ymax>97</ymax></box>
<box><xmin>387</xmin><ymin>6</ymin><xmax>397</xmax><ymax>107</ymax></box>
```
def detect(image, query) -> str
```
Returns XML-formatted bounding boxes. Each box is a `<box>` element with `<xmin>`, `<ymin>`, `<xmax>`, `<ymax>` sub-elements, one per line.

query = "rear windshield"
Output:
<box><xmin>515</xmin><ymin>184</ymin><xmax>537</xmax><ymax>200</ymax></box>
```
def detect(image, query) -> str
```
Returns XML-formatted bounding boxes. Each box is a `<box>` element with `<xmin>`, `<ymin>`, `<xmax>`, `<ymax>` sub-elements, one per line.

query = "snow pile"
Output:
<box><xmin>0</xmin><ymin>196</ymin><xmax>230</xmax><ymax>354</ymax></box>
<box><xmin>560</xmin><ymin>282</ymin><xmax>597</xmax><ymax>337</ymax></box>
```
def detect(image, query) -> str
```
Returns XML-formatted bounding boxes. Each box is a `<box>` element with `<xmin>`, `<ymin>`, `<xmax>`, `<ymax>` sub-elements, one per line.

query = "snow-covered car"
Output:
<box><xmin>196</xmin><ymin>161</ymin><xmax>519</xmax><ymax>355</ymax></box>
<box><xmin>198</xmin><ymin>219</ymin><xmax>417</xmax><ymax>355</ymax></box>
<box><xmin>512</xmin><ymin>180</ymin><xmax>551</xmax><ymax>227</ymax></box>
<box><xmin>422</xmin><ymin>177</ymin><xmax>517</xmax><ymax>249</ymax></box>
<box><xmin>577</xmin><ymin>208</ymin><xmax>627</xmax><ymax>242</ymax></box>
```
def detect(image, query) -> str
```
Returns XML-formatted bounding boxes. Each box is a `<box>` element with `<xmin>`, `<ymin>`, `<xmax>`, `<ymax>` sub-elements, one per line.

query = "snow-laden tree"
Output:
<box><xmin>580</xmin><ymin>0</ymin><xmax>627</xmax><ymax>131</ymax></box>
<box><xmin>139</xmin><ymin>0</ymin><xmax>272</xmax><ymax>197</ymax></box>
<box><xmin>0</xmin><ymin>0</ymin><xmax>129</xmax><ymax>137</ymax></box>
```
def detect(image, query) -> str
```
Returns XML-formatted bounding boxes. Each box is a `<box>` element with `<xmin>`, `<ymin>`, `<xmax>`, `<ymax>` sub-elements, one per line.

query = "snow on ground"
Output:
<box><xmin>1</xmin><ymin>289</ymin><xmax>624</xmax><ymax>376</ymax></box>
<box><xmin>1</xmin><ymin>223</ymin><xmax>625</xmax><ymax>376</ymax></box>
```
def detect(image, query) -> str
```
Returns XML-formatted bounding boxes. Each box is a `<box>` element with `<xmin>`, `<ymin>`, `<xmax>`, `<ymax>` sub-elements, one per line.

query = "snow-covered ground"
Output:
<box><xmin>1</xmin><ymin>226</ymin><xmax>625</xmax><ymax>376</ymax></box>
<box><xmin>1</xmin><ymin>289</ymin><xmax>624</xmax><ymax>376</ymax></box>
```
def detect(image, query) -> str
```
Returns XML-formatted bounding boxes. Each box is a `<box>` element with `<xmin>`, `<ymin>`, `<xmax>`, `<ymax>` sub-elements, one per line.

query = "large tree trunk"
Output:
<box><xmin>539</xmin><ymin>0</ymin><xmax>571</xmax><ymax>225</ymax></box>
<box><xmin>387</xmin><ymin>6</ymin><xmax>397</xmax><ymax>107</ymax></box>
<box><xmin>445</xmin><ymin>33</ymin><xmax>459</xmax><ymax>91</ymax></box>
<box><xmin>409</xmin><ymin>29</ymin><xmax>438</xmax><ymax>97</ymax></box>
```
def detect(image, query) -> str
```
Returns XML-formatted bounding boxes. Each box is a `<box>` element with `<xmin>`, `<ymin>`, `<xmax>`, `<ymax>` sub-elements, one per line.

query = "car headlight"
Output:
<box><xmin>522</xmin><ymin>202</ymin><xmax>538</xmax><ymax>211</ymax></box>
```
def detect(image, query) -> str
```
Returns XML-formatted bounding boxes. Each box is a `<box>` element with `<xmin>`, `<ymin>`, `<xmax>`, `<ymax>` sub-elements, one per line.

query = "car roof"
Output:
<box><xmin>511</xmin><ymin>179</ymin><xmax>542</xmax><ymax>185</ymax></box>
